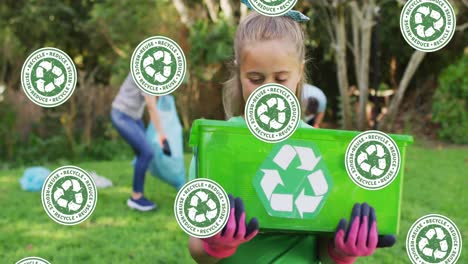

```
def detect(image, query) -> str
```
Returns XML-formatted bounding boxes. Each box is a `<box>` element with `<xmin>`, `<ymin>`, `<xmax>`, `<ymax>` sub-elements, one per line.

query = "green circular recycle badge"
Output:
<box><xmin>41</xmin><ymin>166</ymin><xmax>97</xmax><ymax>226</ymax></box>
<box><xmin>345</xmin><ymin>130</ymin><xmax>401</xmax><ymax>191</ymax></box>
<box><xmin>253</xmin><ymin>140</ymin><xmax>333</xmax><ymax>219</ymax></box>
<box><xmin>16</xmin><ymin>257</ymin><xmax>51</xmax><ymax>264</ymax></box>
<box><xmin>400</xmin><ymin>0</ymin><xmax>456</xmax><ymax>52</ymax></box>
<box><xmin>174</xmin><ymin>179</ymin><xmax>230</xmax><ymax>238</ymax></box>
<box><xmin>247</xmin><ymin>0</ymin><xmax>299</xmax><ymax>17</ymax></box>
<box><xmin>131</xmin><ymin>36</ymin><xmax>186</xmax><ymax>96</ymax></box>
<box><xmin>21</xmin><ymin>47</ymin><xmax>77</xmax><ymax>107</ymax></box>
<box><xmin>406</xmin><ymin>214</ymin><xmax>462</xmax><ymax>264</ymax></box>
<box><xmin>245</xmin><ymin>83</ymin><xmax>301</xmax><ymax>143</ymax></box>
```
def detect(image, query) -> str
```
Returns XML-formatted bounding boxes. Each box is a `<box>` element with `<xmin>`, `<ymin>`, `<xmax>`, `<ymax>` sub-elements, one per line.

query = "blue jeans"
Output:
<box><xmin>111</xmin><ymin>108</ymin><xmax>154</xmax><ymax>193</ymax></box>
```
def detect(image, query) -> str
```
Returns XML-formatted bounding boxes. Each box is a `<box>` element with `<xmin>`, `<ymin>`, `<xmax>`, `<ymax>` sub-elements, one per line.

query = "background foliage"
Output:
<box><xmin>432</xmin><ymin>54</ymin><xmax>468</xmax><ymax>144</ymax></box>
<box><xmin>0</xmin><ymin>0</ymin><xmax>466</xmax><ymax>167</ymax></box>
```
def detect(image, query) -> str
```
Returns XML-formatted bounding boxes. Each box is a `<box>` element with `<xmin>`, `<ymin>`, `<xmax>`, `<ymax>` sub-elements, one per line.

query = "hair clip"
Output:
<box><xmin>240</xmin><ymin>0</ymin><xmax>310</xmax><ymax>22</ymax></box>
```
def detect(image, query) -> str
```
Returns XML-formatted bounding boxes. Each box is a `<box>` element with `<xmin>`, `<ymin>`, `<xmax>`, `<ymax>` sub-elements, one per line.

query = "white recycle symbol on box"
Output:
<box><xmin>258</xmin><ymin>144</ymin><xmax>330</xmax><ymax>218</ymax></box>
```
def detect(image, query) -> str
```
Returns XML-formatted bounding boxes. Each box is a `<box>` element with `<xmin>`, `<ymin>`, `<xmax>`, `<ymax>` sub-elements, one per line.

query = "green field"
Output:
<box><xmin>1</xmin><ymin>143</ymin><xmax>466</xmax><ymax>263</ymax></box>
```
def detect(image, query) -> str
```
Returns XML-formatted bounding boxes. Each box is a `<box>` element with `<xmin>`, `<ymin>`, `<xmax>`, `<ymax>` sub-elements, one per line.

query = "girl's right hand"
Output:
<box><xmin>158</xmin><ymin>135</ymin><xmax>171</xmax><ymax>156</ymax></box>
<box><xmin>201</xmin><ymin>195</ymin><xmax>259</xmax><ymax>259</ymax></box>
<box><xmin>328</xmin><ymin>203</ymin><xmax>396</xmax><ymax>264</ymax></box>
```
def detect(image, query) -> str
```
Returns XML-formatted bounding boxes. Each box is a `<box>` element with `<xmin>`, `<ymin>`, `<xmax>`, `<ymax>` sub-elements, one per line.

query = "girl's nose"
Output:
<box><xmin>265</xmin><ymin>76</ymin><xmax>275</xmax><ymax>84</ymax></box>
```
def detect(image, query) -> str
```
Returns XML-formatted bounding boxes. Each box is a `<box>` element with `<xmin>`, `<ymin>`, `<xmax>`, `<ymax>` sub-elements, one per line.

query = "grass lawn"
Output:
<box><xmin>1</xmin><ymin>143</ymin><xmax>466</xmax><ymax>263</ymax></box>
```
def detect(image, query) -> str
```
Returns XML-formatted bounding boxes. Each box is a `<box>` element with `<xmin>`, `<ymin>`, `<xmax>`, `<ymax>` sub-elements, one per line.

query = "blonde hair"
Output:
<box><xmin>223</xmin><ymin>12</ymin><xmax>307</xmax><ymax>119</ymax></box>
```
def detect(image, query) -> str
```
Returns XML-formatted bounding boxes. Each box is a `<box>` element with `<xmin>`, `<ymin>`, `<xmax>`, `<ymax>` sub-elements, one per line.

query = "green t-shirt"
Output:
<box><xmin>189</xmin><ymin>117</ymin><xmax>321</xmax><ymax>263</ymax></box>
<box><xmin>220</xmin><ymin>233</ymin><xmax>319</xmax><ymax>263</ymax></box>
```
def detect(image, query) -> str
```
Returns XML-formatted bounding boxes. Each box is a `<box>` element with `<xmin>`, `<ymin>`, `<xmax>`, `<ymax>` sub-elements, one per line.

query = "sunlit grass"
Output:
<box><xmin>1</xmin><ymin>145</ymin><xmax>466</xmax><ymax>263</ymax></box>
<box><xmin>0</xmin><ymin>155</ymin><xmax>194</xmax><ymax>263</ymax></box>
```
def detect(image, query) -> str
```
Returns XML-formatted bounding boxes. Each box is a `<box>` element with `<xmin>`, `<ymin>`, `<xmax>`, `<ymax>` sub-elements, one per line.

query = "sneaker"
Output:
<box><xmin>127</xmin><ymin>196</ymin><xmax>157</xmax><ymax>211</ymax></box>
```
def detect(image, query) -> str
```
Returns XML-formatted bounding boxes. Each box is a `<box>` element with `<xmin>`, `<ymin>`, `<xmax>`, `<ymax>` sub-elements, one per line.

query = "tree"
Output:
<box><xmin>378</xmin><ymin>51</ymin><xmax>426</xmax><ymax>131</ymax></box>
<box><xmin>348</xmin><ymin>1</ymin><xmax>376</xmax><ymax>130</ymax></box>
<box><xmin>171</xmin><ymin>0</ymin><xmax>242</xmax><ymax>127</ymax></box>
<box><xmin>311</xmin><ymin>0</ymin><xmax>429</xmax><ymax>131</ymax></box>
<box><xmin>315</xmin><ymin>0</ymin><xmax>353</xmax><ymax>129</ymax></box>
<box><xmin>312</xmin><ymin>0</ymin><xmax>378</xmax><ymax>130</ymax></box>
<box><xmin>379</xmin><ymin>0</ymin><xmax>467</xmax><ymax>131</ymax></box>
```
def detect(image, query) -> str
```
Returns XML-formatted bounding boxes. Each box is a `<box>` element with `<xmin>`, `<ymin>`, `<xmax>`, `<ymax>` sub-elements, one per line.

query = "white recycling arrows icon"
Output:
<box><xmin>257</xmin><ymin>144</ymin><xmax>331</xmax><ymax>218</ymax></box>
<box><xmin>188</xmin><ymin>190</ymin><xmax>218</xmax><ymax>223</ymax></box>
<box><xmin>53</xmin><ymin>179</ymin><xmax>83</xmax><ymax>212</ymax></box>
<box><xmin>35</xmin><ymin>61</ymin><xmax>65</xmax><ymax>92</ymax></box>
<box><xmin>257</xmin><ymin>97</ymin><xmax>287</xmax><ymax>130</ymax></box>
<box><xmin>143</xmin><ymin>50</ymin><xmax>173</xmax><ymax>83</ymax></box>
<box><xmin>418</xmin><ymin>227</ymin><xmax>449</xmax><ymax>259</ymax></box>
<box><xmin>357</xmin><ymin>144</ymin><xmax>387</xmax><ymax>177</ymax></box>
<box><xmin>414</xmin><ymin>5</ymin><xmax>444</xmax><ymax>38</ymax></box>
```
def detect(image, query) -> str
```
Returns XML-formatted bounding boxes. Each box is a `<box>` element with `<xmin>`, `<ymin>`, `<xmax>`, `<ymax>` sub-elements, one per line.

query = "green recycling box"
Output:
<box><xmin>189</xmin><ymin>119</ymin><xmax>413</xmax><ymax>234</ymax></box>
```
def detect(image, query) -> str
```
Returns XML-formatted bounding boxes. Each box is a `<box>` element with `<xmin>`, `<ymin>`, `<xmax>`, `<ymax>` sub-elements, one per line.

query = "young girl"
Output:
<box><xmin>187</xmin><ymin>11</ymin><xmax>395</xmax><ymax>263</ymax></box>
<box><xmin>111</xmin><ymin>73</ymin><xmax>170</xmax><ymax>211</ymax></box>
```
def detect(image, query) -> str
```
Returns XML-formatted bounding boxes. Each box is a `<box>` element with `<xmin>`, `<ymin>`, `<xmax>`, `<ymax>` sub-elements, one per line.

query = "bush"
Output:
<box><xmin>81</xmin><ymin>138</ymin><xmax>132</xmax><ymax>161</ymax></box>
<box><xmin>432</xmin><ymin>54</ymin><xmax>468</xmax><ymax>144</ymax></box>
<box><xmin>189</xmin><ymin>19</ymin><xmax>234</xmax><ymax>80</ymax></box>
<box><xmin>1</xmin><ymin>121</ymin><xmax>133</xmax><ymax>169</ymax></box>
<box><xmin>0</xmin><ymin>99</ymin><xmax>16</xmax><ymax>161</ymax></box>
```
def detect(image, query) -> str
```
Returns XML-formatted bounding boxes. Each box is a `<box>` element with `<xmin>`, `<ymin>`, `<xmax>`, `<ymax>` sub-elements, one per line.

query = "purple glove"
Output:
<box><xmin>328</xmin><ymin>203</ymin><xmax>396</xmax><ymax>264</ymax></box>
<box><xmin>202</xmin><ymin>195</ymin><xmax>259</xmax><ymax>259</ymax></box>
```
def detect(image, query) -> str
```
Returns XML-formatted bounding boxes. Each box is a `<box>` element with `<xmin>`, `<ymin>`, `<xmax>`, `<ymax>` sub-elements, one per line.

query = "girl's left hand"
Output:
<box><xmin>328</xmin><ymin>203</ymin><xmax>396</xmax><ymax>264</ymax></box>
<box><xmin>201</xmin><ymin>195</ymin><xmax>259</xmax><ymax>259</ymax></box>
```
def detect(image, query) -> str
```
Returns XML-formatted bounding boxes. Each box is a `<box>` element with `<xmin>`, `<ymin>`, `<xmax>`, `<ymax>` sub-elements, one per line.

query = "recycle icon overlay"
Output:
<box><xmin>255</xmin><ymin>94</ymin><xmax>291</xmax><ymax>132</ymax></box>
<box><xmin>141</xmin><ymin>47</ymin><xmax>176</xmax><ymax>85</ymax></box>
<box><xmin>253</xmin><ymin>140</ymin><xmax>333</xmax><ymax>219</ymax></box>
<box><xmin>410</xmin><ymin>3</ymin><xmax>445</xmax><ymax>41</ymax></box>
<box><xmin>52</xmin><ymin>176</ymin><xmax>88</xmax><ymax>214</ymax></box>
<box><xmin>31</xmin><ymin>58</ymin><xmax>66</xmax><ymax>96</ymax></box>
<box><xmin>355</xmin><ymin>141</ymin><xmax>391</xmax><ymax>179</ymax></box>
<box><xmin>184</xmin><ymin>189</ymin><xmax>220</xmax><ymax>228</ymax></box>
<box><xmin>417</xmin><ymin>224</ymin><xmax>453</xmax><ymax>262</ymax></box>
